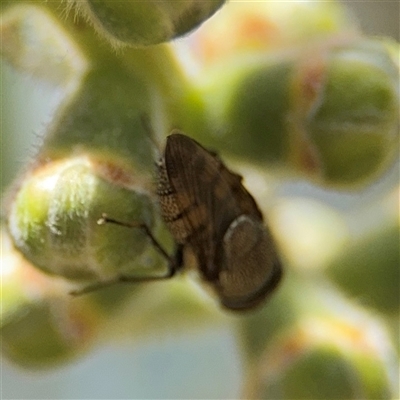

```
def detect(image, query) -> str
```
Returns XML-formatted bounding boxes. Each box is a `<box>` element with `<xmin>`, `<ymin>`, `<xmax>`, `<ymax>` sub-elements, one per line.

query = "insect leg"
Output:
<box><xmin>98</xmin><ymin>214</ymin><xmax>176</xmax><ymax>265</ymax></box>
<box><xmin>70</xmin><ymin>214</ymin><xmax>183</xmax><ymax>296</ymax></box>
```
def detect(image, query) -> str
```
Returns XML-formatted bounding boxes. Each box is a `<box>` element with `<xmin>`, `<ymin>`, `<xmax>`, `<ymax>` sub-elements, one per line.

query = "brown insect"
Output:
<box><xmin>157</xmin><ymin>133</ymin><xmax>282</xmax><ymax>310</ymax></box>
<box><xmin>73</xmin><ymin>132</ymin><xmax>282</xmax><ymax>311</ymax></box>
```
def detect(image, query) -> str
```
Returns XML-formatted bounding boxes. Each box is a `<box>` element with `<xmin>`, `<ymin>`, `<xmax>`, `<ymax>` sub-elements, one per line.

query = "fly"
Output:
<box><xmin>72</xmin><ymin>132</ymin><xmax>282</xmax><ymax>311</ymax></box>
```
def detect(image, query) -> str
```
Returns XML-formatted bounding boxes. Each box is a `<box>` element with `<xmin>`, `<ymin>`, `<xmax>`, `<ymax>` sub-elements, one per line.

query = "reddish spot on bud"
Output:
<box><xmin>196</xmin><ymin>10</ymin><xmax>280</xmax><ymax>64</ymax></box>
<box><xmin>237</xmin><ymin>15</ymin><xmax>279</xmax><ymax>47</ymax></box>
<box><xmin>64</xmin><ymin>306</ymin><xmax>97</xmax><ymax>344</ymax></box>
<box><xmin>300</xmin><ymin>59</ymin><xmax>326</xmax><ymax>110</ymax></box>
<box><xmin>95</xmin><ymin>160</ymin><xmax>137</xmax><ymax>188</ymax></box>
<box><xmin>288</xmin><ymin>53</ymin><xmax>327</xmax><ymax>176</ymax></box>
<box><xmin>282</xmin><ymin>332</ymin><xmax>308</xmax><ymax>360</ymax></box>
<box><xmin>298</xmin><ymin>139</ymin><xmax>322</xmax><ymax>175</ymax></box>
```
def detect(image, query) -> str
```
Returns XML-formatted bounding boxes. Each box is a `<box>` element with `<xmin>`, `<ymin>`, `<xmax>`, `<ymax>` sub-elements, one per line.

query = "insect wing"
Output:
<box><xmin>215</xmin><ymin>156</ymin><xmax>263</xmax><ymax>221</ymax></box>
<box><xmin>164</xmin><ymin>133</ymin><xmax>261</xmax><ymax>280</ymax></box>
<box><xmin>164</xmin><ymin>134</ymin><xmax>216</xmax><ymax>277</ymax></box>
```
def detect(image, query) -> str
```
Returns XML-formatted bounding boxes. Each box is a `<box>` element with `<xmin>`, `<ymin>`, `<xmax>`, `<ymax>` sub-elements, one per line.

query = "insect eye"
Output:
<box><xmin>223</xmin><ymin>215</ymin><xmax>262</xmax><ymax>253</ymax></box>
<box><xmin>217</xmin><ymin>215</ymin><xmax>282</xmax><ymax>310</ymax></box>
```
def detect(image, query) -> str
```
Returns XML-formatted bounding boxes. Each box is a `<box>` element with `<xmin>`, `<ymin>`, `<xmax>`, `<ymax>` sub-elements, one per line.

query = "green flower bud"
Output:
<box><xmin>301</xmin><ymin>39</ymin><xmax>400</xmax><ymax>186</ymax></box>
<box><xmin>199</xmin><ymin>38</ymin><xmax>399</xmax><ymax>188</ymax></box>
<box><xmin>2</xmin><ymin>299</ymin><xmax>94</xmax><ymax>368</ymax></box>
<box><xmin>1</xmin><ymin>229</ymin><xmax>100</xmax><ymax>368</ymax></box>
<box><xmin>74</xmin><ymin>0</ymin><xmax>225</xmax><ymax>47</ymax></box>
<box><xmin>245</xmin><ymin>320</ymin><xmax>396</xmax><ymax>399</ymax></box>
<box><xmin>2</xmin><ymin>14</ymin><xmax>188</xmax><ymax>290</ymax></box>
<box><xmin>1</xmin><ymin>228</ymin><xmax>37</xmax><ymax>328</ymax></box>
<box><xmin>239</xmin><ymin>275</ymin><xmax>397</xmax><ymax>399</ymax></box>
<box><xmin>2</xmin><ymin>227</ymin><xmax>212</xmax><ymax>368</ymax></box>
<box><xmin>326</xmin><ymin>222</ymin><xmax>399</xmax><ymax>315</ymax></box>
<box><xmin>196</xmin><ymin>58</ymin><xmax>289</xmax><ymax>161</ymax></box>
<box><xmin>7</xmin><ymin>157</ymin><xmax>168</xmax><ymax>283</ymax></box>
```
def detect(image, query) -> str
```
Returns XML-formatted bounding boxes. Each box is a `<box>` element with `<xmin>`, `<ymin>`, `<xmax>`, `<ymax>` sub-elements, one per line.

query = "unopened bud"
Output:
<box><xmin>7</xmin><ymin>157</ymin><xmax>166</xmax><ymax>283</ymax></box>
<box><xmin>74</xmin><ymin>0</ymin><xmax>225</xmax><ymax>47</ymax></box>
<box><xmin>201</xmin><ymin>38</ymin><xmax>399</xmax><ymax>188</ymax></box>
